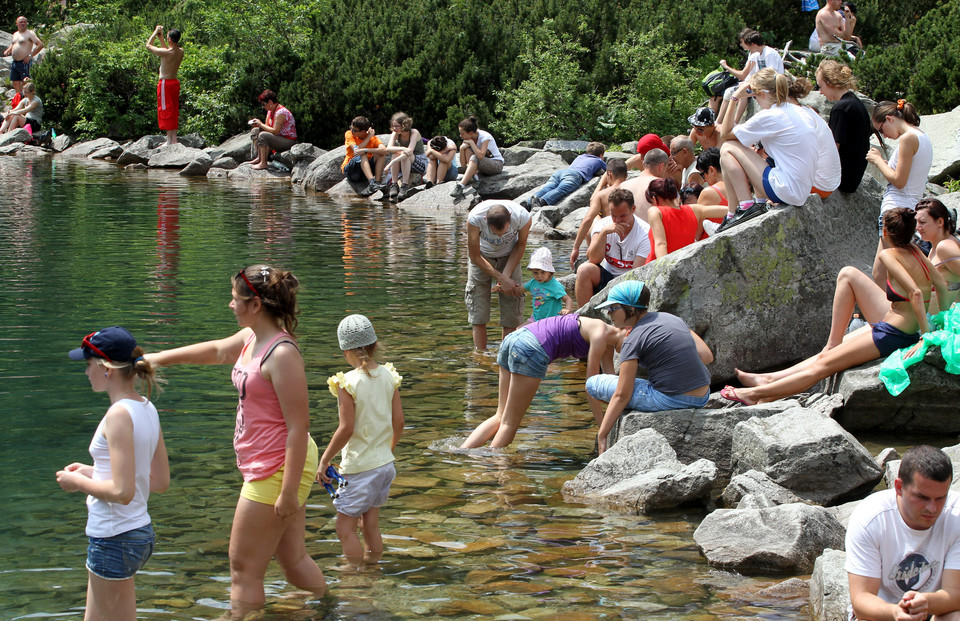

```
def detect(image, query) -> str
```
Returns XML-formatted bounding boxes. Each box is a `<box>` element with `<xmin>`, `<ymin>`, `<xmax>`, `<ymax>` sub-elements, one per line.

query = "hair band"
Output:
<box><xmin>897</xmin><ymin>99</ymin><xmax>906</xmax><ymax>110</ymax></box>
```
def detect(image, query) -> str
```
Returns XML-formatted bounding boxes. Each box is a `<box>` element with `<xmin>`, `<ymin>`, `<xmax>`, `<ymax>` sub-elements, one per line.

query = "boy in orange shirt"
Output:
<box><xmin>341</xmin><ymin>116</ymin><xmax>389</xmax><ymax>196</ymax></box>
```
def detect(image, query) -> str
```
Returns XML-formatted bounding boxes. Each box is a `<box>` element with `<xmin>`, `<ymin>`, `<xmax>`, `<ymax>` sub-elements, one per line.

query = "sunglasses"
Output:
<box><xmin>82</xmin><ymin>332</ymin><xmax>113</xmax><ymax>362</ymax></box>
<box><xmin>603</xmin><ymin>304</ymin><xmax>623</xmax><ymax>313</ymax></box>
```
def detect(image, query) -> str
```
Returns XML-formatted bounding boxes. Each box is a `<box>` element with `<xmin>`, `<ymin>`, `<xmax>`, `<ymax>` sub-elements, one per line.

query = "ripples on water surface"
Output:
<box><xmin>0</xmin><ymin>156</ymin><xmax>810</xmax><ymax>619</ymax></box>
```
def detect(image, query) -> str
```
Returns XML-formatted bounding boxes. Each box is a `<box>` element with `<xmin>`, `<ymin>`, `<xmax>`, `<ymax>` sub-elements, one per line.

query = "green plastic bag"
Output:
<box><xmin>878</xmin><ymin>306</ymin><xmax>960</xmax><ymax>396</ymax></box>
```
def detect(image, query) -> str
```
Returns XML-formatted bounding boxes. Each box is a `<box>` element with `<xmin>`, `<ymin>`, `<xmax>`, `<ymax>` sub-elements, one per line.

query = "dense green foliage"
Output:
<box><xmin>8</xmin><ymin>0</ymin><xmax>953</xmax><ymax>147</ymax></box>
<box><xmin>854</xmin><ymin>0</ymin><xmax>960</xmax><ymax>115</ymax></box>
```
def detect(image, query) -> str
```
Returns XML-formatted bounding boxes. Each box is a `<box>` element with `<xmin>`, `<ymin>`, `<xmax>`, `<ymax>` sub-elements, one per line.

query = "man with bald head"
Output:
<box><xmin>3</xmin><ymin>17</ymin><xmax>44</xmax><ymax>95</ymax></box>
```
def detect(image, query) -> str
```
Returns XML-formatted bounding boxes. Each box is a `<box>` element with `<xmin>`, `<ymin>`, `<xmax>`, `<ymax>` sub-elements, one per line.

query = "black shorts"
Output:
<box><xmin>593</xmin><ymin>265</ymin><xmax>617</xmax><ymax>294</ymax></box>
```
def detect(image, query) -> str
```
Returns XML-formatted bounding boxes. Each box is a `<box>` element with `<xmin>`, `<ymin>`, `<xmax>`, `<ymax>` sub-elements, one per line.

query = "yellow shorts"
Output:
<box><xmin>240</xmin><ymin>436</ymin><xmax>318</xmax><ymax>506</ymax></box>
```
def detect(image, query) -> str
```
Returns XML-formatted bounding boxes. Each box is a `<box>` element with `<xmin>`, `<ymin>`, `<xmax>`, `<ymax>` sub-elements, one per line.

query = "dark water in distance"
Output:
<box><xmin>0</xmin><ymin>156</ymin><xmax>811</xmax><ymax>619</ymax></box>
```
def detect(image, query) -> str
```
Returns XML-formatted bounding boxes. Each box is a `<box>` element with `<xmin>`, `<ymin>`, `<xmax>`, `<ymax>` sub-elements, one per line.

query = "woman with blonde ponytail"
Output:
<box><xmin>146</xmin><ymin>264</ymin><xmax>326</xmax><ymax>619</ymax></box>
<box><xmin>716</xmin><ymin>68</ymin><xmax>820</xmax><ymax>232</ymax></box>
<box><xmin>57</xmin><ymin>326</ymin><xmax>169</xmax><ymax>621</ymax></box>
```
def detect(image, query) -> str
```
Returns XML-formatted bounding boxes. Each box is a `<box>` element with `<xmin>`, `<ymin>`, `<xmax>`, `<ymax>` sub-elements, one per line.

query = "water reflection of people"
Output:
<box><xmin>152</xmin><ymin>190</ymin><xmax>180</xmax><ymax>312</ymax></box>
<box><xmin>145</xmin><ymin>265</ymin><xmax>326</xmax><ymax>619</ymax></box>
<box><xmin>461</xmin><ymin>313</ymin><xmax>624</xmax><ymax>449</ymax></box>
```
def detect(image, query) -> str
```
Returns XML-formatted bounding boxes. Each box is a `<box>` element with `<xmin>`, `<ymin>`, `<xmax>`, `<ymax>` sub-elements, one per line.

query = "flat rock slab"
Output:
<box><xmin>562</xmin><ymin>428</ymin><xmax>716</xmax><ymax>514</ymax></box>
<box><xmin>226</xmin><ymin>164</ymin><xmax>289</xmax><ymax>182</ymax></box>
<box><xmin>721</xmin><ymin>469</ymin><xmax>808</xmax><ymax>509</ymax></box>
<box><xmin>147</xmin><ymin>143</ymin><xmax>209</xmax><ymax>168</ymax></box>
<box><xmin>61</xmin><ymin>138</ymin><xmax>120</xmax><ymax>158</ymax></box>
<box><xmin>833</xmin><ymin>349</ymin><xmax>960</xmax><ymax>433</ymax></box>
<box><xmin>732</xmin><ymin>406</ymin><xmax>882</xmax><ymax>505</ymax></box>
<box><xmin>694</xmin><ymin>503</ymin><xmax>845</xmax><ymax>573</ymax></box>
<box><xmin>0</xmin><ymin>128</ymin><xmax>31</xmax><ymax>146</ymax></box>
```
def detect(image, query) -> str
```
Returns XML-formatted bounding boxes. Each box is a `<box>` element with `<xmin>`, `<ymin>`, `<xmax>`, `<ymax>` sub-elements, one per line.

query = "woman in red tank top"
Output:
<box><xmin>645</xmin><ymin>178</ymin><xmax>728</xmax><ymax>263</ymax></box>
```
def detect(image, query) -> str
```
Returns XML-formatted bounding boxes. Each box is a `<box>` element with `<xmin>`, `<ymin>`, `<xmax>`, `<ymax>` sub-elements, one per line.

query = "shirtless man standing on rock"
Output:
<box><xmin>4</xmin><ymin>16</ymin><xmax>44</xmax><ymax>95</ymax></box>
<box><xmin>146</xmin><ymin>25</ymin><xmax>184</xmax><ymax>146</ymax></box>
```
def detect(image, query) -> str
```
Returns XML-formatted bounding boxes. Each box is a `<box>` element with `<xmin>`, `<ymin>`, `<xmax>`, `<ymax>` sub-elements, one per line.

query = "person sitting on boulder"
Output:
<box><xmin>570</xmin><ymin>158</ymin><xmax>629</xmax><ymax>270</ymax></box>
<box><xmin>589</xmin><ymin>281</ymin><xmax>714</xmax><ymax>454</ymax></box>
<box><xmin>668</xmin><ymin>135</ymin><xmax>701</xmax><ymax>187</ymax></box>
<box><xmin>0</xmin><ymin>82</ymin><xmax>41</xmax><ymax>134</ymax></box>
<box><xmin>246</xmin><ymin>89</ymin><xmax>297</xmax><ymax>171</ymax></box>
<box><xmin>787</xmin><ymin>75</ymin><xmax>841</xmax><ymax>200</ymax></box>
<box><xmin>716</xmin><ymin>28</ymin><xmax>784</xmax><ymax>126</ymax></box>
<box><xmin>916</xmin><ymin>198</ymin><xmax>960</xmax><ymax>314</ymax></box>
<box><xmin>341</xmin><ymin>116</ymin><xmax>388</xmax><ymax>197</ymax></box>
<box><xmin>423</xmin><ymin>135</ymin><xmax>459</xmax><ymax>189</ymax></box>
<box><xmin>384</xmin><ymin>111</ymin><xmax>427</xmax><ymax>202</ymax></box>
<box><xmin>725</xmin><ymin>208</ymin><xmax>948</xmax><ymax>405</ymax></box>
<box><xmin>816</xmin><ymin>60</ymin><xmax>870</xmax><ymax>194</ymax></box>
<box><xmin>695</xmin><ymin>147</ymin><xmax>727</xmax><ymax>239</ymax></box>
<box><xmin>523</xmin><ymin>141</ymin><xmax>607</xmax><ymax>210</ymax></box>
<box><xmin>450</xmin><ymin>115</ymin><xmax>504</xmax><ymax>199</ymax></box>
<box><xmin>716</xmin><ymin>69</ymin><xmax>819</xmax><ymax>233</ymax></box>
<box><xmin>845</xmin><ymin>445</ymin><xmax>960</xmax><ymax>621</ymax></box>
<box><xmin>624</xmin><ymin>133</ymin><xmax>670</xmax><ymax>171</ymax></box>
<box><xmin>688</xmin><ymin>107</ymin><xmax>719</xmax><ymax>150</ymax></box>
<box><xmin>621</xmin><ymin>148</ymin><xmax>670</xmax><ymax>220</ymax></box>
<box><xmin>644</xmin><ymin>178</ymin><xmax>728</xmax><ymax>263</ymax></box>
<box><xmin>574</xmin><ymin>189</ymin><xmax>651</xmax><ymax>308</ymax></box>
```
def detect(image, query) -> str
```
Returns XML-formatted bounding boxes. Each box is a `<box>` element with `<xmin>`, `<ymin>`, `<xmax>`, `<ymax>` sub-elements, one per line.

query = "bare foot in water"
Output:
<box><xmin>735</xmin><ymin>368</ymin><xmax>771</xmax><ymax>387</ymax></box>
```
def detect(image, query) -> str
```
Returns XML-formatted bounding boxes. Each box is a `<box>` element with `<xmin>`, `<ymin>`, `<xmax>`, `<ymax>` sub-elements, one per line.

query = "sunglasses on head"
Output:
<box><xmin>82</xmin><ymin>332</ymin><xmax>113</xmax><ymax>362</ymax></box>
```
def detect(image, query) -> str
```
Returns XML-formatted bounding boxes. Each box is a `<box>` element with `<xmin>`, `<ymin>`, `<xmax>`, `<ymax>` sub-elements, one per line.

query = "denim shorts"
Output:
<box><xmin>586</xmin><ymin>374</ymin><xmax>709</xmax><ymax>412</ymax></box>
<box><xmin>86</xmin><ymin>524</ymin><xmax>155</xmax><ymax>580</ymax></box>
<box><xmin>343</xmin><ymin>155</ymin><xmax>370</xmax><ymax>181</ymax></box>
<box><xmin>333</xmin><ymin>462</ymin><xmax>396</xmax><ymax>517</ymax></box>
<box><xmin>497</xmin><ymin>328</ymin><xmax>550</xmax><ymax>379</ymax></box>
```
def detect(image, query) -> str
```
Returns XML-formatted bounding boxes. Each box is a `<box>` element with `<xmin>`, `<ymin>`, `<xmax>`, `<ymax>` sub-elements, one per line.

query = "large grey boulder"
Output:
<box><xmin>721</xmin><ymin>470</ymin><xmax>808</xmax><ymax>509</ymax></box>
<box><xmin>500</xmin><ymin>146</ymin><xmax>541</xmax><ymax>166</ymax></box>
<box><xmin>543</xmin><ymin>139</ymin><xmax>590</xmax><ymax>164</ymax></box>
<box><xmin>178</xmin><ymin>133</ymin><xmax>205</xmax><ymax>149</ymax></box>
<box><xmin>526</xmin><ymin>178</ymin><xmax>599</xmax><ymax>232</ymax></box>
<box><xmin>0</xmin><ymin>128</ymin><xmax>31</xmax><ymax>147</ymax></box>
<box><xmin>561</xmin><ymin>428</ymin><xmax>717</xmax><ymax>513</ymax></box>
<box><xmin>325</xmin><ymin>177</ymin><xmax>373</xmax><ymax>199</ymax></box>
<box><xmin>399</xmin><ymin>182</ymin><xmax>481</xmax><ymax>213</ymax></box>
<box><xmin>60</xmin><ymin>138</ymin><xmax>121</xmax><ymax>158</ymax></box>
<box><xmin>89</xmin><ymin>142</ymin><xmax>124</xmax><ymax>159</ymax></box>
<box><xmin>298</xmin><ymin>146</ymin><xmax>347</xmax><ymax>192</ymax></box>
<box><xmin>286</xmin><ymin>142</ymin><xmax>324</xmax><ymax>164</ymax></box>
<box><xmin>809</xmin><ymin>549</ymin><xmax>850</xmax><ymax>621</ymax></box>
<box><xmin>116</xmin><ymin>135</ymin><xmax>165</xmax><ymax>166</ymax></box>
<box><xmin>215</xmin><ymin>132</ymin><xmax>254</xmax><ymax>162</ymax></box>
<box><xmin>472</xmin><ymin>152</ymin><xmax>567</xmax><ymax>200</ymax></box>
<box><xmin>51</xmin><ymin>134</ymin><xmax>75</xmax><ymax>152</ymax></box>
<box><xmin>830</xmin><ymin>500</ymin><xmax>860</xmax><ymax>529</ymax></box>
<box><xmin>919</xmin><ymin>104</ymin><xmax>960</xmax><ymax>184</ymax></box>
<box><xmin>226</xmin><ymin>163</ymin><xmax>289</xmax><ymax>182</ymax></box>
<box><xmin>179</xmin><ymin>152</ymin><xmax>213</xmax><ymax>176</ymax></box>
<box><xmin>833</xmin><ymin>349</ymin><xmax>960</xmax><ymax>433</ymax></box>
<box><xmin>732</xmin><ymin>407</ymin><xmax>883</xmax><ymax>505</ymax></box>
<box><xmin>694</xmin><ymin>503</ymin><xmax>846</xmax><ymax>573</ymax></box>
<box><xmin>578</xmin><ymin>179</ymin><xmax>883</xmax><ymax>383</ymax></box>
<box><xmin>211</xmin><ymin>156</ymin><xmax>238</xmax><ymax>170</ymax></box>
<box><xmin>609</xmin><ymin>398</ymin><xmax>801</xmax><ymax>478</ymax></box>
<box><xmin>147</xmin><ymin>143</ymin><xmax>208</xmax><ymax>168</ymax></box>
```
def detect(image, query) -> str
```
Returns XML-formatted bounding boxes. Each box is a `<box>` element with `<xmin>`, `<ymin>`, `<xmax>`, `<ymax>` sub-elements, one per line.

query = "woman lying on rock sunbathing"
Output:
<box><xmin>461</xmin><ymin>313</ymin><xmax>625</xmax><ymax>449</ymax></box>
<box><xmin>726</xmin><ymin>208</ymin><xmax>948</xmax><ymax>405</ymax></box>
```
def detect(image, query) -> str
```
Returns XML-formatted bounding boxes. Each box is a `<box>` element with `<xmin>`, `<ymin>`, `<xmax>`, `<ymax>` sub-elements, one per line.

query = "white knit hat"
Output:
<box><xmin>337</xmin><ymin>314</ymin><xmax>377</xmax><ymax>350</ymax></box>
<box><xmin>527</xmin><ymin>247</ymin><xmax>555</xmax><ymax>273</ymax></box>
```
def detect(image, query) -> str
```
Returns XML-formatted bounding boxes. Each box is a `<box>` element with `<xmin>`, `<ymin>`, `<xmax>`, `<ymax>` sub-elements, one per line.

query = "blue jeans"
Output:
<box><xmin>535</xmin><ymin>169</ymin><xmax>584</xmax><ymax>206</ymax></box>
<box><xmin>586</xmin><ymin>374</ymin><xmax>709</xmax><ymax>411</ymax></box>
<box><xmin>86</xmin><ymin>524</ymin><xmax>155</xmax><ymax>580</ymax></box>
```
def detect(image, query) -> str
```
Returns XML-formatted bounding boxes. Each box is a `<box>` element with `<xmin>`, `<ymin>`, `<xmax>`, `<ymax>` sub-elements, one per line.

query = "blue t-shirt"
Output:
<box><xmin>569</xmin><ymin>154</ymin><xmax>607</xmax><ymax>182</ymax></box>
<box><xmin>524</xmin><ymin>277</ymin><xmax>568</xmax><ymax>320</ymax></box>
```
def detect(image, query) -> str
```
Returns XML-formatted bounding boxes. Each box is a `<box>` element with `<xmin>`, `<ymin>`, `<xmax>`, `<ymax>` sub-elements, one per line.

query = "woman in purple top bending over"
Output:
<box><xmin>461</xmin><ymin>313</ymin><xmax>625</xmax><ymax>449</ymax></box>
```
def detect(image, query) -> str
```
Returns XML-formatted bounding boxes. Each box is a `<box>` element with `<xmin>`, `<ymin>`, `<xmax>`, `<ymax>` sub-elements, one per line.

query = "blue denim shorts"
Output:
<box><xmin>86</xmin><ymin>524</ymin><xmax>155</xmax><ymax>580</ymax></box>
<box><xmin>343</xmin><ymin>155</ymin><xmax>370</xmax><ymax>182</ymax></box>
<box><xmin>497</xmin><ymin>328</ymin><xmax>550</xmax><ymax>379</ymax></box>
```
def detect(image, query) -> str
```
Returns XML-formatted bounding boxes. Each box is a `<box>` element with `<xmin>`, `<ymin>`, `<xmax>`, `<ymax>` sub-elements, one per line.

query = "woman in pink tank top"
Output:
<box><xmin>147</xmin><ymin>264</ymin><xmax>326</xmax><ymax>618</ymax></box>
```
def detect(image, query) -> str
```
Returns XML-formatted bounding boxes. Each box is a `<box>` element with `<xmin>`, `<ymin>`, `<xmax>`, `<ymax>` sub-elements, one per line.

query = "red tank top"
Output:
<box><xmin>645</xmin><ymin>204</ymin><xmax>698</xmax><ymax>264</ymax></box>
<box><xmin>699</xmin><ymin>184</ymin><xmax>728</xmax><ymax>241</ymax></box>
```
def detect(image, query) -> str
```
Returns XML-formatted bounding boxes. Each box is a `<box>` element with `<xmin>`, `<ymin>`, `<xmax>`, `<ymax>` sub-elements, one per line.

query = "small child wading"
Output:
<box><xmin>522</xmin><ymin>247</ymin><xmax>572</xmax><ymax>322</ymax></box>
<box><xmin>319</xmin><ymin>315</ymin><xmax>404</xmax><ymax>569</ymax></box>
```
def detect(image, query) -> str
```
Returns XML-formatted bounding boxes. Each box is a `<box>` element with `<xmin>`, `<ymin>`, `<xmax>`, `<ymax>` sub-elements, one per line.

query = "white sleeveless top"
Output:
<box><xmin>881</xmin><ymin>128</ymin><xmax>933</xmax><ymax>213</ymax></box>
<box><xmin>86</xmin><ymin>397</ymin><xmax>161</xmax><ymax>537</ymax></box>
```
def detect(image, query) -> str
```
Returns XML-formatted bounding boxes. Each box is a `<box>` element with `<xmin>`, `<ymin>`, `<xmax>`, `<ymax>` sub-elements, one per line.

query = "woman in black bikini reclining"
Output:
<box><xmin>727</xmin><ymin>207</ymin><xmax>948</xmax><ymax>405</ymax></box>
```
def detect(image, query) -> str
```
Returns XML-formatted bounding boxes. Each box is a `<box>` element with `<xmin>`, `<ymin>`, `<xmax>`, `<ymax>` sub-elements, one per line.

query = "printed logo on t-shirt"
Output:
<box><xmin>888</xmin><ymin>552</ymin><xmax>939</xmax><ymax>593</ymax></box>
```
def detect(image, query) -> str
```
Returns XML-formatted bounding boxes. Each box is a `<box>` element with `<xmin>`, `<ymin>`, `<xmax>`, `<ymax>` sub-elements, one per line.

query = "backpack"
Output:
<box><xmin>701</xmin><ymin>70</ymin><xmax>739</xmax><ymax>97</ymax></box>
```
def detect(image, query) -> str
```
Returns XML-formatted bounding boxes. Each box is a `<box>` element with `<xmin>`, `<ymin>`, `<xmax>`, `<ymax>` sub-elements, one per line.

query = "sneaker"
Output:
<box><xmin>715</xmin><ymin>213</ymin><xmax>737</xmax><ymax>233</ymax></box>
<box><xmin>520</xmin><ymin>199</ymin><xmax>531</xmax><ymax>212</ymax></box>
<box><xmin>733</xmin><ymin>201</ymin><xmax>768</xmax><ymax>224</ymax></box>
<box><xmin>388</xmin><ymin>183</ymin><xmax>400</xmax><ymax>201</ymax></box>
<box><xmin>424</xmin><ymin>181</ymin><xmax>434</xmax><ymax>190</ymax></box>
<box><xmin>532</xmin><ymin>196</ymin><xmax>545</xmax><ymax>210</ymax></box>
<box><xmin>450</xmin><ymin>184</ymin><xmax>464</xmax><ymax>198</ymax></box>
<box><xmin>397</xmin><ymin>186</ymin><xmax>414</xmax><ymax>201</ymax></box>
<box><xmin>359</xmin><ymin>179</ymin><xmax>379</xmax><ymax>197</ymax></box>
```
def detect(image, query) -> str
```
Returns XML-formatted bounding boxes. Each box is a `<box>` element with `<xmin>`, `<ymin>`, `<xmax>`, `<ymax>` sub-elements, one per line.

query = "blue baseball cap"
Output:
<box><xmin>595</xmin><ymin>281</ymin><xmax>648</xmax><ymax>309</ymax></box>
<box><xmin>68</xmin><ymin>326</ymin><xmax>138</xmax><ymax>362</ymax></box>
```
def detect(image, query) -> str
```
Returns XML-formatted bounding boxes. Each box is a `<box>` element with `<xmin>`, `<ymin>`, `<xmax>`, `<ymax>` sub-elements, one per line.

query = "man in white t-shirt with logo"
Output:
<box><xmin>465</xmin><ymin>200</ymin><xmax>531</xmax><ymax>351</ymax></box>
<box><xmin>846</xmin><ymin>445</ymin><xmax>960</xmax><ymax>621</ymax></box>
<box><xmin>574</xmin><ymin>189</ymin><xmax>650</xmax><ymax>307</ymax></box>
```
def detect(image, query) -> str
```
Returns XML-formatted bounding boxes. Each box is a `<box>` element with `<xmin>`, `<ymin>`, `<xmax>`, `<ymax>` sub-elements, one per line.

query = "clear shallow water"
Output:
<box><xmin>0</xmin><ymin>156</ymin><xmax>811</xmax><ymax>619</ymax></box>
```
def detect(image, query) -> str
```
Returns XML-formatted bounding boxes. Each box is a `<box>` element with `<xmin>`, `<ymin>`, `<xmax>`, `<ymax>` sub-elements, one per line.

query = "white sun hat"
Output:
<box><xmin>527</xmin><ymin>247</ymin><xmax>555</xmax><ymax>273</ymax></box>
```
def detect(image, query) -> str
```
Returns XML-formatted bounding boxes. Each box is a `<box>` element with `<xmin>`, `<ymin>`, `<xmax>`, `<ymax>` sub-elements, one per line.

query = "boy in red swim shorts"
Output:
<box><xmin>145</xmin><ymin>25</ymin><xmax>184</xmax><ymax>146</ymax></box>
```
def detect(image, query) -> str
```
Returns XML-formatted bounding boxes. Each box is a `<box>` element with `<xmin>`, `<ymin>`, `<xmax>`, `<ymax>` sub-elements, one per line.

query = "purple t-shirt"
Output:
<box><xmin>525</xmin><ymin>313</ymin><xmax>590</xmax><ymax>361</ymax></box>
<box><xmin>569</xmin><ymin>154</ymin><xmax>607</xmax><ymax>182</ymax></box>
